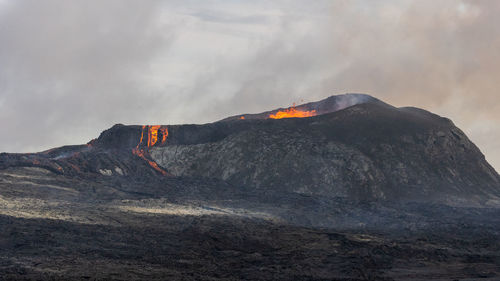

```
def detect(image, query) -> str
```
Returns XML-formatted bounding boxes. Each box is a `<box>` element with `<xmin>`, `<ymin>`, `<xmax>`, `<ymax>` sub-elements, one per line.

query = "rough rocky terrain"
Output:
<box><xmin>152</xmin><ymin>102</ymin><xmax>500</xmax><ymax>204</ymax></box>
<box><xmin>1</xmin><ymin>94</ymin><xmax>500</xmax><ymax>280</ymax></box>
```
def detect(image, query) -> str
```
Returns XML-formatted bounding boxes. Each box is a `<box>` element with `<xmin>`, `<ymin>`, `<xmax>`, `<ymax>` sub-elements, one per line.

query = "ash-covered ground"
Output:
<box><xmin>1</xmin><ymin>166</ymin><xmax>500</xmax><ymax>281</ymax></box>
<box><xmin>1</xmin><ymin>95</ymin><xmax>500</xmax><ymax>280</ymax></box>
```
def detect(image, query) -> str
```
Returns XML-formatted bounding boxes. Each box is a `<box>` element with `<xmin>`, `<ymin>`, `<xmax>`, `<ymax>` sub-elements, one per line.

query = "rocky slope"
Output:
<box><xmin>2</xmin><ymin>93</ymin><xmax>500</xmax><ymax>280</ymax></box>
<box><xmin>116</xmin><ymin>94</ymin><xmax>498</xmax><ymax>205</ymax></box>
<box><xmin>1</xmin><ymin>94</ymin><xmax>499</xmax><ymax>206</ymax></box>
<box><xmin>151</xmin><ymin>101</ymin><xmax>500</xmax><ymax>204</ymax></box>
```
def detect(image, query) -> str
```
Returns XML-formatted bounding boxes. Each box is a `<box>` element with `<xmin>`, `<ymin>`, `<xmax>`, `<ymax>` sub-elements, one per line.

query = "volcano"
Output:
<box><xmin>2</xmin><ymin>93</ymin><xmax>498</xmax><ymax>204</ymax></box>
<box><xmin>1</xmin><ymin>93</ymin><xmax>500</xmax><ymax>280</ymax></box>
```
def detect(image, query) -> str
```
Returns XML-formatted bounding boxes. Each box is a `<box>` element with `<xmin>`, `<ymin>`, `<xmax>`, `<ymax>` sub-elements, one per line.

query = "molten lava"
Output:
<box><xmin>148</xmin><ymin>125</ymin><xmax>160</xmax><ymax>147</ymax></box>
<box><xmin>135</xmin><ymin>125</ymin><xmax>168</xmax><ymax>149</ymax></box>
<box><xmin>132</xmin><ymin>125</ymin><xmax>169</xmax><ymax>176</ymax></box>
<box><xmin>269</xmin><ymin>107</ymin><xmax>317</xmax><ymax>119</ymax></box>
<box><xmin>132</xmin><ymin>147</ymin><xmax>167</xmax><ymax>175</ymax></box>
<box><xmin>161</xmin><ymin>127</ymin><xmax>168</xmax><ymax>143</ymax></box>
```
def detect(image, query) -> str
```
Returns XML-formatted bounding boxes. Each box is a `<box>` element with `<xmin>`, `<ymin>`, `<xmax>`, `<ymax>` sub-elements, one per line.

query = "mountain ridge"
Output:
<box><xmin>2</xmin><ymin>93</ymin><xmax>500</xmax><ymax>279</ymax></box>
<box><xmin>1</xmin><ymin>93</ymin><xmax>499</xmax><ymax>206</ymax></box>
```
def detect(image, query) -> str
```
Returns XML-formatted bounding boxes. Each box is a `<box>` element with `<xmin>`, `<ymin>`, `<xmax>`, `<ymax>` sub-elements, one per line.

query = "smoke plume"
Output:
<box><xmin>0</xmin><ymin>0</ymin><xmax>499</xmax><ymax>170</ymax></box>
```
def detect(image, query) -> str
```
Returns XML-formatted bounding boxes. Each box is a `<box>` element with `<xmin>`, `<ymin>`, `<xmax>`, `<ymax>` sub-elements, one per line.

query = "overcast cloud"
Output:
<box><xmin>0</xmin><ymin>0</ymin><xmax>499</xmax><ymax>171</ymax></box>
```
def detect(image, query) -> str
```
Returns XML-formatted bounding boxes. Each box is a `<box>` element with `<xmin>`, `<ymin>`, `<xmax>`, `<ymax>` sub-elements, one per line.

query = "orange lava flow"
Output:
<box><xmin>136</xmin><ymin>125</ymin><xmax>168</xmax><ymax>148</ymax></box>
<box><xmin>148</xmin><ymin>125</ymin><xmax>161</xmax><ymax>147</ymax></box>
<box><xmin>268</xmin><ymin>107</ymin><xmax>317</xmax><ymax>119</ymax></box>
<box><xmin>138</xmin><ymin>125</ymin><xmax>145</xmax><ymax>148</ymax></box>
<box><xmin>161</xmin><ymin>127</ymin><xmax>168</xmax><ymax>144</ymax></box>
<box><xmin>132</xmin><ymin>147</ymin><xmax>167</xmax><ymax>175</ymax></box>
<box><xmin>132</xmin><ymin>125</ymin><xmax>169</xmax><ymax>175</ymax></box>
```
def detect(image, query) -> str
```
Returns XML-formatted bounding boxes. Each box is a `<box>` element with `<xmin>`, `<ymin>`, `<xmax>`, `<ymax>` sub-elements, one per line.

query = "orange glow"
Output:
<box><xmin>136</xmin><ymin>125</ymin><xmax>168</xmax><ymax>148</ymax></box>
<box><xmin>240</xmin><ymin>116</ymin><xmax>245</xmax><ymax>120</ymax></box>
<box><xmin>132</xmin><ymin>148</ymin><xmax>167</xmax><ymax>175</ymax></box>
<box><xmin>132</xmin><ymin>125</ymin><xmax>169</xmax><ymax>175</ymax></box>
<box><xmin>161</xmin><ymin>127</ymin><xmax>168</xmax><ymax>144</ymax></box>
<box><xmin>269</xmin><ymin>107</ymin><xmax>316</xmax><ymax>119</ymax></box>
<box><xmin>148</xmin><ymin>125</ymin><xmax>161</xmax><ymax>147</ymax></box>
<box><xmin>146</xmin><ymin>159</ymin><xmax>167</xmax><ymax>175</ymax></box>
<box><xmin>137</xmin><ymin>125</ymin><xmax>145</xmax><ymax>148</ymax></box>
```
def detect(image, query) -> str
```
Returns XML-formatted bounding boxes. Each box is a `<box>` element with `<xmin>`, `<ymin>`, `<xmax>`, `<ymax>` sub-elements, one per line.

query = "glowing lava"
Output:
<box><xmin>132</xmin><ymin>125</ymin><xmax>169</xmax><ymax>175</ymax></box>
<box><xmin>161</xmin><ymin>127</ymin><xmax>168</xmax><ymax>143</ymax></box>
<box><xmin>269</xmin><ymin>107</ymin><xmax>316</xmax><ymax>119</ymax></box>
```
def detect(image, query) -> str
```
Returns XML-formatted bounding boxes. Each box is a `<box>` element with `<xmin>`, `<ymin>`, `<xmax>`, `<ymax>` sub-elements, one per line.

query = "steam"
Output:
<box><xmin>0</xmin><ymin>0</ymin><xmax>499</xmax><ymax>171</ymax></box>
<box><xmin>330</xmin><ymin>94</ymin><xmax>377</xmax><ymax>113</ymax></box>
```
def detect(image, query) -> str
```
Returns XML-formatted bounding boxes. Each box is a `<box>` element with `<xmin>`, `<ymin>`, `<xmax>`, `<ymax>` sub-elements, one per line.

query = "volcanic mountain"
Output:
<box><xmin>2</xmin><ymin>94</ymin><xmax>500</xmax><ymax>280</ymax></box>
<box><xmin>1</xmin><ymin>93</ymin><xmax>498</xmax><ymax>205</ymax></box>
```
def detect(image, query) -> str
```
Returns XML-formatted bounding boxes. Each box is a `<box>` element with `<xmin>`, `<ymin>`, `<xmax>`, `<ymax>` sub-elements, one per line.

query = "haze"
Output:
<box><xmin>0</xmin><ymin>0</ymin><xmax>499</xmax><ymax>171</ymax></box>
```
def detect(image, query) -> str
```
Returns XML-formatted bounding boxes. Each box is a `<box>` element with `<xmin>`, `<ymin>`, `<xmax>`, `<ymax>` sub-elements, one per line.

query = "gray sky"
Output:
<box><xmin>0</xmin><ymin>0</ymin><xmax>499</xmax><ymax>171</ymax></box>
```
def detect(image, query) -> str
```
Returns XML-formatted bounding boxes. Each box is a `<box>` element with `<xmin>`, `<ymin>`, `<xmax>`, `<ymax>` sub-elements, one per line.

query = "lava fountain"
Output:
<box><xmin>269</xmin><ymin>106</ymin><xmax>316</xmax><ymax>119</ymax></box>
<box><xmin>132</xmin><ymin>125</ymin><xmax>169</xmax><ymax>175</ymax></box>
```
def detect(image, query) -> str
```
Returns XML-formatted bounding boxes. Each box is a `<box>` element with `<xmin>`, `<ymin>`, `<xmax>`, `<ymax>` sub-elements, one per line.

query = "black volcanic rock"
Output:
<box><xmin>2</xmin><ymin>93</ymin><xmax>500</xmax><ymax>280</ymax></box>
<box><xmin>1</xmin><ymin>93</ymin><xmax>499</xmax><ymax>205</ymax></box>
<box><xmin>221</xmin><ymin>93</ymin><xmax>381</xmax><ymax>121</ymax></box>
<box><xmin>148</xmin><ymin>96</ymin><xmax>500</xmax><ymax>204</ymax></box>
